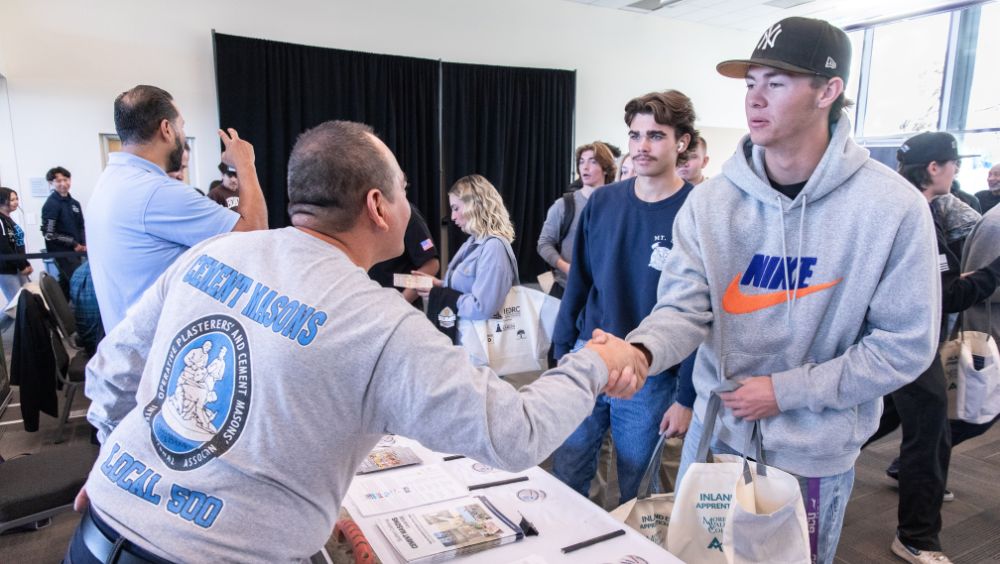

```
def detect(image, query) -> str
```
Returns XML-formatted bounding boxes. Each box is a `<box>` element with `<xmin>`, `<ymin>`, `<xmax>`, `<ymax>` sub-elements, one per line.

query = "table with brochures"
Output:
<box><xmin>342</xmin><ymin>436</ymin><xmax>680</xmax><ymax>564</ymax></box>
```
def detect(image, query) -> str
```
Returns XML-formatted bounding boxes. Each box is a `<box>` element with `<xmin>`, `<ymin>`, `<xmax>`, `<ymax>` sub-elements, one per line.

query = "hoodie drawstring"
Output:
<box><xmin>776</xmin><ymin>196</ymin><xmax>793</xmax><ymax>322</ymax></box>
<box><xmin>775</xmin><ymin>194</ymin><xmax>809</xmax><ymax>322</ymax></box>
<box><xmin>791</xmin><ymin>195</ymin><xmax>808</xmax><ymax>310</ymax></box>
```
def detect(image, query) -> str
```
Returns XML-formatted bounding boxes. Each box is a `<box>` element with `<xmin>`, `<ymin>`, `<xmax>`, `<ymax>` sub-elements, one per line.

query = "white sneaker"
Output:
<box><xmin>891</xmin><ymin>537</ymin><xmax>953</xmax><ymax>563</ymax></box>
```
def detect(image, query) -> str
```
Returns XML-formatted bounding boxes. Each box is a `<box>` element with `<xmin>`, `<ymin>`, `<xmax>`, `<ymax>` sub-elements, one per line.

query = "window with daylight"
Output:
<box><xmin>861</xmin><ymin>13</ymin><xmax>950</xmax><ymax>137</ymax></box>
<box><xmin>851</xmin><ymin>1</ymin><xmax>999</xmax><ymax>197</ymax></box>
<box><xmin>964</xmin><ymin>2</ymin><xmax>1000</xmax><ymax>131</ymax></box>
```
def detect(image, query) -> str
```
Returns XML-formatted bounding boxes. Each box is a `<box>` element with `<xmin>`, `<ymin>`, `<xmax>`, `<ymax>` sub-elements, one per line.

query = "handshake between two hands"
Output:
<box><xmin>581</xmin><ymin>328</ymin><xmax>781</xmax><ymax>425</ymax></box>
<box><xmin>583</xmin><ymin>329</ymin><xmax>650</xmax><ymax>400</ymax></box>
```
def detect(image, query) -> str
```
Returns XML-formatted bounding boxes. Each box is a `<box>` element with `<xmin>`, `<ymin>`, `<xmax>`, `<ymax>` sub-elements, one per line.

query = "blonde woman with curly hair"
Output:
<box><xmin>416</xmin><ymin>175</ymin><xmax>517</xmax><ymax>335</ymax></box>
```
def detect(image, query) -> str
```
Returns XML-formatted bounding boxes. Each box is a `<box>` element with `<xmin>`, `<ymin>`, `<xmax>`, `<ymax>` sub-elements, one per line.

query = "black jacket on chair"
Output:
<box><xmin>10</xmin><ymin>293</ymin><xmax>58</xmax><ymax>432</ymax></box>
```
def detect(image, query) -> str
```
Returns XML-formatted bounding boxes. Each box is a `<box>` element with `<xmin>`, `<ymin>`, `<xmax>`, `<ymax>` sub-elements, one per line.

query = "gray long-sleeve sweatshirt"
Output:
<box><xmin>84</xmin><ymin>227</ymin><xmax>608</xmax><ymax>563</ymax></box>
<box><xmin>536</xmin><ymin>190</ymin><xmax>589</xmax><ymax>287</ymax></box>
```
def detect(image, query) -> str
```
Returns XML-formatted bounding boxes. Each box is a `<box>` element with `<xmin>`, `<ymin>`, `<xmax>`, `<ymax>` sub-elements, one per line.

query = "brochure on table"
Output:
<box><xmin>343</xmin><ymin>437</ymin><xmax>680</xmax><ymax>564</ymax></box>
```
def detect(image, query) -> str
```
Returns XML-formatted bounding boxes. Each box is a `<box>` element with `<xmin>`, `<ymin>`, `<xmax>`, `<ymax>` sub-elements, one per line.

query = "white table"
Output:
<box><xmin>342</xmin><ymin>437</ymin><xmax>681</xmax><ymax>564</ymax></box>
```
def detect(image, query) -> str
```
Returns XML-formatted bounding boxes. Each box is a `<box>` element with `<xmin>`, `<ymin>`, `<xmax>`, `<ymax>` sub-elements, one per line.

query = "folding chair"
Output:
<box><xmin>38</xmin><ymin>272</ymin><xmax>90</xmax><ymax>443</ymax></box>
<box><xmin>0</xmin><ymin>443</ymin><xmax>98</xmax><ymax>534</ymax></box>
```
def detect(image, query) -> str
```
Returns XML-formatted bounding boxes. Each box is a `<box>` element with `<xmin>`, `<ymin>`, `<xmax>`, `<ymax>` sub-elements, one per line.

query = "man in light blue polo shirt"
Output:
<box><xmin>87</xmin><ymin>84</ymin><xmax>267</xmax><ymax>331</ymax></box>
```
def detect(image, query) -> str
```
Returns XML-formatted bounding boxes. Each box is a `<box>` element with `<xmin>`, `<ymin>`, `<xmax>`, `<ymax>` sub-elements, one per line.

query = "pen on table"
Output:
<box><xmin>442</xmin><ymin>454</ymin><xmax>465</xmax><ymax>461</ymax></box>
<box><xmin>467</xmin><ymin>476</ymin><xmax>529</xmax><ymax>490</ymax></box>
<box><xmin>561</xmin><ymin>529</ymin><xmax>626</xmax><ymax>554</ymax></box>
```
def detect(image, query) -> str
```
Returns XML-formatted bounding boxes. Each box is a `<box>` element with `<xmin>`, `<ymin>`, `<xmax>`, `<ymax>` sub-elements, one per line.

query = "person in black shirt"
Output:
<box><xmin>368</xmin><ymin>202</ymin><xmax>439</xmax><ymax>308</ymax></box>
<box><xmin>41</xmin><ymin>166</ymin><xmax>86</xmax><ymax>299</ymax></box>
<box><xmin>865</xmin><ymin>132</ymin><xmax>1000</xmax><ymax>563</ymax></box>
<box><xmin>0</xmin><ymin>187</ymin><xmax>32</xmax><ymax>333</ymax></box>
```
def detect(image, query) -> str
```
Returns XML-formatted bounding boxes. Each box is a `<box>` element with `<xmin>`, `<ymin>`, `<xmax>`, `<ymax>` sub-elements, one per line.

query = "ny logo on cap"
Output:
<box><xmin>757</xmin><ymin>23</ymin><xmax>783</xmax><ymax>50</ymax></box>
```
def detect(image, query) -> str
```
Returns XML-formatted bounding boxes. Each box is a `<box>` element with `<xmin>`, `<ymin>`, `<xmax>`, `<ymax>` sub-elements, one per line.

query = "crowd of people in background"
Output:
<box><xmin>2</xmin><ymin>13</ymin><xmax>998</xmax><ymax>564</ymax></box>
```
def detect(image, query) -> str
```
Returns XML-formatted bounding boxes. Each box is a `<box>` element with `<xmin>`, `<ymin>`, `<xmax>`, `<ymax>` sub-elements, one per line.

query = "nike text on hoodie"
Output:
<box><xmin>627</xmin><ymin>114</ymin><xmax>941</xmax><ymax>478</ymax></box>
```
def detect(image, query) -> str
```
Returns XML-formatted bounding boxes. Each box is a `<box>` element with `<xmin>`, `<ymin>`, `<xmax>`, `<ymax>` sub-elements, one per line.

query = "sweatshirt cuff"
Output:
<box><xmin>626</xmin><ymin>329</ymin><xmax>674</xmax><ymax>376</ymax></box>
<box><xmin>559</xmin><ymin>346</ymin><xmax>609</xmax><ymax>392</ymax></box>
<box><xmin>677</xmin><ymin>385</ymin><xmax>696</xmax><ymax>409</ymax></box>
<box><xmin>770</xmin><ymin>366</ymin><xmax>810</xmax><ymax>412</ymax></box>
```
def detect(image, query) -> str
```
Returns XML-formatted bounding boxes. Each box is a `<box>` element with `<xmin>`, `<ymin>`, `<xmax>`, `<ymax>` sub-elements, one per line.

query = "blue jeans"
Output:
<box><xmin>677</xmin><ymin>412</ymin><xmax>855</xmax><ymax>564</ymax></box>
<box><xmin>553</xmin><ymin>341</ymin><xmax>677</xmax><ymax>502</ymax></box>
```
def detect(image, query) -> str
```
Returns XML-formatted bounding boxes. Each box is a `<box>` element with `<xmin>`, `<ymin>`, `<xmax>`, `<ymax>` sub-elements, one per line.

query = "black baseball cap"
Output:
<box><xmin>717</xmin><ymin>17</ymin><xmax>851</xmax><ymax>82</ymax></box>
<box><xmin>897</xmin><ymin>132</ymin><xmax>977</xmax><ymax>165</ymax></box>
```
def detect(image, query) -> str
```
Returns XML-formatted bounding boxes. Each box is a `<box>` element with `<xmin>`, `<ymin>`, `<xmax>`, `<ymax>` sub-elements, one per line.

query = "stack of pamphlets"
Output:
<box><xmin>376</xmin><ymin>495</ymin><xmax>524</xmax><ymax>562</ymax></box>
<box><xmin>357</xmin><ymin>446</ymin><xmax>422</xmax><ymax>474</ymax></box>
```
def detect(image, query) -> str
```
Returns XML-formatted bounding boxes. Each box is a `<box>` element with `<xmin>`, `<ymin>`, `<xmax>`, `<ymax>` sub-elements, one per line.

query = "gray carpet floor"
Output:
<box><xmin>2</xmin><ymin>377</ymin><xmax>999</xmax><ymax>563</ymax></box>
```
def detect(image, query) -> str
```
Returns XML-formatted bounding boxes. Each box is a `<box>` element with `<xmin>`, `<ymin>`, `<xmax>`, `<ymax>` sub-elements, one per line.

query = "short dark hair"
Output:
<box><xmin>624</xmin><ymin>90</ymin><xmax>701</xmax><ymax>166</ymax></box>
<box><xmin>809</xmin><ymin>76</ymin><xmax>853</xmax><ymax>127</ymax></box>
<box><xmin>114</xmin><ymin>85</ymin><xmax>179</xmax><ymax>145</ymax></box>
<box><xmin>209</xmin><ymin>180</ymin><xmax>223</xmax><ymax>191</ymax></box>
<box><xmin>897</xmin><ymin>162</ymin><xmax>938</xmax><ymax>191</ymax></box>
<box><xmin>0</xmin><ymin>187</ymin><xmax>16</xmax><ymax>207</ymax></box>
<box><xmin>46</xmin><ymin>166</ymin><xmax>71</xmax><ymax>182</ymax></box>
<box><xmin>218</xmin><ymin>162</ymin><xmax>236</xmax><ymax>177</ymax></box>
<box><xmin>695</xmin><ymin>136</ymin><xmax>708</xmax><ymax>153</ymax></box>
<box><xmin>287</xmin><ymin>120</ymin><xmax>398</xmax><ymax>232</ymax></box>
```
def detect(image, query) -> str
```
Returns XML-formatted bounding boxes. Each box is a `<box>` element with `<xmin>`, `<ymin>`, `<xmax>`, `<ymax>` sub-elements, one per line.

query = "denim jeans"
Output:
<box><xmin>552</xmin><ymin>341</ymin><xmax>677</xmax><ymax>502</ymax></box>
<box><xmin>678</xmin><ymin>412</ymin><xmax>855</xmax><ymax>564</ymax></box>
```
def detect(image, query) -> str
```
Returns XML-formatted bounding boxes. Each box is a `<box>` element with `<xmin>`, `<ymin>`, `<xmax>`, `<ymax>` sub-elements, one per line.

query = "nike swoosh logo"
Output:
<box><xmin>722</xmin><ymin>274</ymin><xmax>842</xmax><ymax>315</ymax></box>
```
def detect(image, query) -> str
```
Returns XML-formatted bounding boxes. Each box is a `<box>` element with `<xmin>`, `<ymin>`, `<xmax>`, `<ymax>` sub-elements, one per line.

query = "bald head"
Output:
<box><xmin>287</xmin><ymin>121</ymin><xmax>400</xmax><ymax>232</ymax></box>
<box><xmin>989</xmin><ymin>164</ymin><xmax>1000</xmax><ymax>192</ymax></box>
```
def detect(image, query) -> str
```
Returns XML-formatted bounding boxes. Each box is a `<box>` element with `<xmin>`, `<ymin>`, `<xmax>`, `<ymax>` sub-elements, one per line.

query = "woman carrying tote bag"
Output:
<box><xmin>417</xmin><ymin>175</ymin><xmax>517</xmax><ymax>356</ymax></box>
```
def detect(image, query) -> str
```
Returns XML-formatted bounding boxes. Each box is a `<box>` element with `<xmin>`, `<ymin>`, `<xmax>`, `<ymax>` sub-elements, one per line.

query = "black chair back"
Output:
<box><xmin>39</xmin><ymin>272</ymin><xmax>76</xmax><ymax>340</ymax></box>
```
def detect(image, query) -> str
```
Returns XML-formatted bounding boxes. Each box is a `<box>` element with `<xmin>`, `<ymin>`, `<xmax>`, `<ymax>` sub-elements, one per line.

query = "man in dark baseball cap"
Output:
<box><xmin>897</xmin><ymin>131</ymin><xmax>976</xmax><ymax>166</ymax></box>
<box><xmin>864</xmin><ymin>129</ymin><xmax>986</xmax><ymax>564</ymax></box>
<box><xmin>716</xmin><ymin>16</ymin><xmax>851</xmax><ymax>82</ymax></box>
<box><xmin>635</xmin><ymin>15</ymin><xmax>940</xmax><ymax>564</ymax></box>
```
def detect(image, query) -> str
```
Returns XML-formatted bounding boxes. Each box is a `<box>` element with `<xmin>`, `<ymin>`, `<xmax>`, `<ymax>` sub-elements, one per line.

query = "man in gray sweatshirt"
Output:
<box><xmin>66</xmin><ymin>120</ymin><xmax>648</xmax><ymax>563</ymax></box>
<box><xmin>618</xmin><ymin>17</ymin><xmax>940</xmax><ymax>564</ymax></box>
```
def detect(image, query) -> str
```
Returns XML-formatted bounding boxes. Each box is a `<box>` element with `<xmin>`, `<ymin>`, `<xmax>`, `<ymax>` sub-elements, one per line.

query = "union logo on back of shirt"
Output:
<box><xmin>144</xmin><ymin>314</ymin><xmax>252</xmax><ymax>471</ymax></box>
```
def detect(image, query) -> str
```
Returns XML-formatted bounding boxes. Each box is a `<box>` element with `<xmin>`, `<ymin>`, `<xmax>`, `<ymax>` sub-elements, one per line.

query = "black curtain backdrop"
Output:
<box><xmin>443</xmin><ymin>63</ymin><xmax>576</xmax><ymax>278</ymax></box>
<box><xmin>213</xmin><ymin>33</ymin><xmax>440</xmax><ymax>235</ymax></box>
<box><xmin>214</xmin><ymin>34</ymin><xmax>576</xmax><ymax>278</ymax></box>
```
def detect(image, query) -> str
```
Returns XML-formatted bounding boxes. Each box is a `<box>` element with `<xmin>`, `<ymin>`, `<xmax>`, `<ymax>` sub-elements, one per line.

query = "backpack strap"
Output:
<box><xmin>556</xmin><ymin>192</ymin><xmax>576</xmax><ymax>252</ymax></box>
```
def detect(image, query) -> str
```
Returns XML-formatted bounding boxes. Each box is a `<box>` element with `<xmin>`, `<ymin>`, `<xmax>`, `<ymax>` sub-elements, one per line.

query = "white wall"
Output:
<box><xmin>0</xmin><ymin>0</ymin><xmax>752</xmax><ymax>256</ymax></box>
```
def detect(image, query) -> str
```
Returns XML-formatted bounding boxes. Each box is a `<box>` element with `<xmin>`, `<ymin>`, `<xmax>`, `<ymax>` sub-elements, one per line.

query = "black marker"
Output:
<box><xmin>561</xmin><ymin>529</ymin><xmax>626</xmax><ymax>554</ymax></box>
<box><xmin>442</xmin><ymin>455</ymin><xmax>465</xmax><ymax>461</ymax></box>
<box><xmin>467</xmin><ymin>476</ymin><xmax>529</xmax><ymax>490</ymax></box>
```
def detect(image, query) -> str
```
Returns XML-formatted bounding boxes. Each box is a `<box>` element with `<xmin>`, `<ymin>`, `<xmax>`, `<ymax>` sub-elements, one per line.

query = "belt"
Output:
<box><xmin>80</xmin><ymin>508</ymin><xmax>173</xmax><ymax>564</ymax></box>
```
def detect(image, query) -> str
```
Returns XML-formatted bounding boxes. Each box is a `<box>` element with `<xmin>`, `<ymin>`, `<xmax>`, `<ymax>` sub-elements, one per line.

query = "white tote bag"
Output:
<box><xmin>611</xmin><ymin>432</ymin><xmax>674</xmax><ymax>548</ymax></box>
<box><xmin>720</xmin><ymin>427</ymin><xmax>810</xmax><ymax>564</ymax></box>
<box><xmin>941</xmin><ymin>306</ymin><xmax>1000</xmax><ymax>424</ymax></box>
<box><xmin>668</xmin><ymin>392</ymin><xmax>745</xmax><ymax>564</ymax></box>
<box><xmin>457</xmin><ymin>285</ymin><xmax>559</xmax><ymax>375</ymax></box>
<box><xmin>669</xmin><ymin>392</ymin><xmax>810</xmax><ymax>564</ymax></box>
<box><xmin>953</xmin><ymin>330</ymin><xmax>1000</xmax><ymax>424</ymax></box>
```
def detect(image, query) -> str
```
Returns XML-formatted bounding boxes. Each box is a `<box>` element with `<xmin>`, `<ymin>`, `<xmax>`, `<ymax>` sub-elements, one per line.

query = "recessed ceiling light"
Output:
<box><xmin>763</xmin><ymin>0</ymin><xmax>815</xmax><ymax>8</ymax></box>
<box><xmin>627</xmin><ymin>0</ymin><xmax>687</xmax><ymax>12</ymax></box>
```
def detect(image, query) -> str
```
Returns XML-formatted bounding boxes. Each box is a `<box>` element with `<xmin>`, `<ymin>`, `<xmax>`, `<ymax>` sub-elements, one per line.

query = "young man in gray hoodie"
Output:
<box><xmin>616</xmin><ymin>17</ymin><xmax>940</xmax><ymax>563</ymax></box>
<box><xmin>66</xmin><ymin>120</ymin><xmax>648</xmax><ymax>563</ymax></box>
